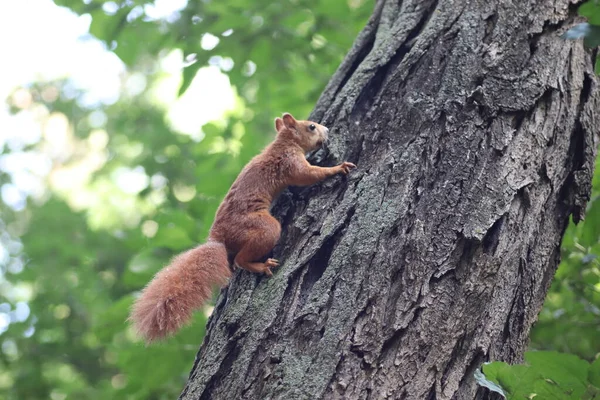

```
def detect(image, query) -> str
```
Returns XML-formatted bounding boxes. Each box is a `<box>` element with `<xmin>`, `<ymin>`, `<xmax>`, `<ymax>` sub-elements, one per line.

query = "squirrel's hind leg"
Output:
<box><xmin>234</xmin><ymin>212</ymin><xmax>281</xmax><ymax>276</ymax></box>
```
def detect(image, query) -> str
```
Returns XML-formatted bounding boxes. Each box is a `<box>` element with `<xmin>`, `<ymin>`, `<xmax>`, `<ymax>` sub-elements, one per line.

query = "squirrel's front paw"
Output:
<box><xmin>337</xmin><ymin>162</ymin><xmax>356</xmax><ymax>175</ymax></box>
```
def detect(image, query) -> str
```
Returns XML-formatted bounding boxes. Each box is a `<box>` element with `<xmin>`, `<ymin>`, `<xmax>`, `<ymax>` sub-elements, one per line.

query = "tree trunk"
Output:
<box><xmin>180</xmin><ymin>0</ymin><xmax>599</xmax><ymax>399</ymax></box>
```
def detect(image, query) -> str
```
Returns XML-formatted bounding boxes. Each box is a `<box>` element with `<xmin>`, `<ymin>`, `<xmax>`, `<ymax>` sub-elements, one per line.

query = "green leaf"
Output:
<box><xmin>580</xmin><ymin>196</ymin><xmax>600</xmax><ymax>247</ymax></box>
<box><xmin>583</xmin><ymin>25</ymin><xmax>600</xmax><ymax>47</ymax></box>
<box><xmin>152</xmin><ymin>225</ymin><xmax>195</xmax><ymax>250</ymax></box>
<box><xmin>482</xmin><ymin>362</ymin><xmax>542</xmax><ymax>399</ymax></box>
<box><xmin>480</xmin><ymin>352</ymin><xmax>595</xmax><ymax>400</ymax></box>
<box><xmin>94</xmin><ymin>296</ymin><xmax>133</xmax><ymax>342</ymax></box>
<box><xmin>579</xmin><ymin>1</ymin><xmax>600</xmax><ymax>25</ymax></box>
<box><xmin>583</xmin><ymin>385</ymin><xmax>600</xmax><ymax>400</ymax></box>
<box><xmin>122</xmin><ymin>248</ymin><xmax>169</xmax><ymax>288</ymax></box>
<box><xmin>525</xmin><ymin>351</ymin><xmax>589</xmax><ymax>393</ymax></box>
<box><xmin>156</xmin><ymin>209</ymin><xmax>196</xmax><ymax>231</ymax></box>
<box><xmin>589</xmin><ymin>357</ymin><xmax>600</xmax><ymax>388</ymax></box>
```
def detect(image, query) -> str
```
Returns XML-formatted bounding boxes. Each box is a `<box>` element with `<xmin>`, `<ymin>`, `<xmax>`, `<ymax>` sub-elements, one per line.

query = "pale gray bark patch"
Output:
<box><xmin>180</xmin><ymin>0</ymin><xmax>599</xmax><ymax>399</ymax></box>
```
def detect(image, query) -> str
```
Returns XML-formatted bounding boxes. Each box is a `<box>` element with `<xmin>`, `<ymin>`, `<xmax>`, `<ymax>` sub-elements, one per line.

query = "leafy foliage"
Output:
<box><xmin>0</xmin><ymin>0</ymin><xmax>371</xmax><ymax>399</ymax></box>
<box><xmin>478</xmin><ymin>351</ymin><xmax>600</xmax><ymax>399</ymax></box>
<box><xmin>529</xmin><ymin>156</ymin><xmax>600</xmax><ymax>359</ymax></box>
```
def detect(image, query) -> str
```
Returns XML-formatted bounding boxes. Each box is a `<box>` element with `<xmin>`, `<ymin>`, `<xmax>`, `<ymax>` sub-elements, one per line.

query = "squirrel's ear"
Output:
<box><xmin>282</xmin><ymin>113</ymin><xmax>297</xmax><ymax>129</ymax></box>
<box><xmin>275</xmin><ymin>117</ymin><xmax>284</xmax><ymax>132</ymax></box>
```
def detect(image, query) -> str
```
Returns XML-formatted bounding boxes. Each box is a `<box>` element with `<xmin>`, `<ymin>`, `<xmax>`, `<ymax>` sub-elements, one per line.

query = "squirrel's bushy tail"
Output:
<box><xmin>129</xmin><ymin>241</ymin><xmax>230</xmax><ymax>343</ymax></box>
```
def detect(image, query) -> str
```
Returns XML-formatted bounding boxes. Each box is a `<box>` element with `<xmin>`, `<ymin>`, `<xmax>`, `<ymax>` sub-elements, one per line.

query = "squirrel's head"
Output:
<box><xmin>275</xmin><ymin>112</ymin><xmax>329</xmax><ymax>152</ymax></box>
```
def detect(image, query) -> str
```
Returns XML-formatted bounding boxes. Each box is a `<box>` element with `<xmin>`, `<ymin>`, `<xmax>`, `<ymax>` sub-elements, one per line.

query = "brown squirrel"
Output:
<box><xmin>129</xmin><ymin>113</ymin><xmax>356</xmax><ymax>342</ymax></box>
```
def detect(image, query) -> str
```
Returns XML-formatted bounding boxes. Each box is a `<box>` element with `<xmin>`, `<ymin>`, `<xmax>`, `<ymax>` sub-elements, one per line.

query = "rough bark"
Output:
<box><xmin>180</xmin><ymin>0</ymin><xmax>599</xmax><ymax>399</ymax></box>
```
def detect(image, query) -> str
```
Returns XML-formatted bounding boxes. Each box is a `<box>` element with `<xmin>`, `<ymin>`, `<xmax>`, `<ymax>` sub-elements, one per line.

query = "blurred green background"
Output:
<box><xmin>0</xmin><ymin>1</ymin><xmax>598</xmax><ymax>399</ymax></box>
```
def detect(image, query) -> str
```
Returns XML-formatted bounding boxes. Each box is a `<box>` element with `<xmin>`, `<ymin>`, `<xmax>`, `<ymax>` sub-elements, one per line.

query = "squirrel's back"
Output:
<box><xmin>212</xmin><ymin>143</ymin><xmax>298</xmax><ymax>220</ymax></box>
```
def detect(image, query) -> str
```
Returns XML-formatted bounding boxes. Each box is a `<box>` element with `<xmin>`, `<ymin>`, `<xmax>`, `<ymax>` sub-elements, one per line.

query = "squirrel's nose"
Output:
<box><xmin>324</xmin><ymin>127</ymin><xmax>329</xmax><ymax>134</ymax></box>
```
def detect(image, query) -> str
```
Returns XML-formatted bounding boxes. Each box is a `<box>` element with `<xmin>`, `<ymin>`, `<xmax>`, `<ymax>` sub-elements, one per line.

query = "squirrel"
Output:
<box><xmin>129</xmin><ymin>112</ymin><xmax>356</xmax><ymax>342</ymax></box>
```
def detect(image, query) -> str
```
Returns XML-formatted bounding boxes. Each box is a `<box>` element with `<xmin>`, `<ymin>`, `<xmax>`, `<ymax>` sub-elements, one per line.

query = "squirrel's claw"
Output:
<box><xmin>264</xmin><ymin>258</ymin><xmax>280</xmax><ymax>276</ymax></box>
<box><xmin>338</xmin><ymin>161</ymin><xmax>357</xmax><ymax>175</ymax></box>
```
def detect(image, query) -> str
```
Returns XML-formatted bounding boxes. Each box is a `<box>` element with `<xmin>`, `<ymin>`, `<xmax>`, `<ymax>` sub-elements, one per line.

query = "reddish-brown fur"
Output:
<box><xmin>129</xmin><ymin>113</ymin><xmax>356</xmax><ymax>342</ymax></box>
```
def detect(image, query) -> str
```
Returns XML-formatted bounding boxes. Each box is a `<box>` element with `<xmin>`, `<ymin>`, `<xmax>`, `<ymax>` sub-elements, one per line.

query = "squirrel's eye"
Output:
<box><xmin>309</xmin><ymin>124</ymin><xmax>316</xmax><ymax>131</ymax></box>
